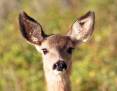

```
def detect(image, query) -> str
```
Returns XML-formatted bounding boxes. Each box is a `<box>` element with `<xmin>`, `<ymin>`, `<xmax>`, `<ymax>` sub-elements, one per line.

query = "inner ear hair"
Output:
<box><xmin>19</xmin><ymin>11</ymin><xmax>47</xmax><ymax>45</ymax></box>
<box><xmin>66</xmin><ymin>11</ymin><xmax>95</xmax><ymax>43</ymax></box>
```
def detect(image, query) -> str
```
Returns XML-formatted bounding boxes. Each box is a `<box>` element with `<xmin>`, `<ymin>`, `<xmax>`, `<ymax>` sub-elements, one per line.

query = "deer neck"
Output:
<box><xmin>43</xmin><ymin>64</ymin><xmax>71</xmax><ymax>91</ymax></box>
<box><xmin>45</xmin><ymin>71</ymin><xmax>71</xmax><ymax>91</ymax></box>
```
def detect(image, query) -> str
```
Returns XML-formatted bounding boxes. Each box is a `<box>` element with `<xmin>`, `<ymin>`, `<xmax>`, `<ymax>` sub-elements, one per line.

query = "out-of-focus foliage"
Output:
<box><xmin>0</xmin><ymin>0</ymin><xmax>117</xmax><ymax>91</ymax></box>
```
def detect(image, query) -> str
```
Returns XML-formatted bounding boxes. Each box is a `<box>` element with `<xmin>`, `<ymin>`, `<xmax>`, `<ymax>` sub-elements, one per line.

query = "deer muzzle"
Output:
<box><xmin>53</xmin><ymin>60</ymin><xmax>67</xmax><ymax>71</ymax></box>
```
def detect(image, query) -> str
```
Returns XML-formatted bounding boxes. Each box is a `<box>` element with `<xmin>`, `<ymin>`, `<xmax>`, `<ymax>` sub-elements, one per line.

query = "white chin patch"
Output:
<box><xmin>54</xmin><ymin>69</ymin><xmax>66</xmax><ymax>75</ymax></box>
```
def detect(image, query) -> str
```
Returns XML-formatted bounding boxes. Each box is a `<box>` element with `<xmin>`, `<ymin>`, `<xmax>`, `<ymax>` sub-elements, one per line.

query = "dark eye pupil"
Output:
<box><xmin>42</xmin><ymin>48</ymin><xmax>48</xmax><ymax>55</ymax></box>
<box><xmin>67</xmin><ymin>47</ymin><xmax>74</xmax><ymax>54</ymax></box>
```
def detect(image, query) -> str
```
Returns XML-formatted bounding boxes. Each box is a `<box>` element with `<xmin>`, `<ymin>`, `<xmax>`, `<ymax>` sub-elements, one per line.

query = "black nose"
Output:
<box><xmin>53</xmin><ymin>61</ymin><xmax>67</xmax><ymax>71</ymax></box>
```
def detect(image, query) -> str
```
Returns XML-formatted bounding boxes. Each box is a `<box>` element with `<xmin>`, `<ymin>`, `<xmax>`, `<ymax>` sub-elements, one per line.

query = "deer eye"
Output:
<box><xmin>67</xmin><ymin>47</ymin><xmax>74</xmax><ymax>54</ymax></box>
<box><xmin>42</xmin><ymin>48</ymin><xmax>48</xmax><ymax>55</ymax></box>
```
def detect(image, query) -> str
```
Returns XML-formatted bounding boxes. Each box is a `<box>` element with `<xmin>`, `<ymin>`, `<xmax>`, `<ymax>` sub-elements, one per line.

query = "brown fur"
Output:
<box><xmin>45</xmin><ymin>35</ymin><xmax>75</xmax><ymax>49</ymax></box>
<box><xmin>19</xmin><ymin>11</ymin><xmax>95</xmax><ymax>91</ymax></box>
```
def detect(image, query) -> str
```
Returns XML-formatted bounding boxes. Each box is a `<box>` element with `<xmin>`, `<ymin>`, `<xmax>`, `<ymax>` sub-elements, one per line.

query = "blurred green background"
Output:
<box><xmin>0</xmin><ymin>0</ymin><xmax>117</xmax><ymax>91</ymax></box>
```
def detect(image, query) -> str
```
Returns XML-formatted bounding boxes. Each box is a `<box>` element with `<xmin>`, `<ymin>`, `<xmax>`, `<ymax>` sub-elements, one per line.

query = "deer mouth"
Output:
<box><xmin>53</xmin><ymin>68</ymin><xmax>66</xmax><ymax>75</ymax></box>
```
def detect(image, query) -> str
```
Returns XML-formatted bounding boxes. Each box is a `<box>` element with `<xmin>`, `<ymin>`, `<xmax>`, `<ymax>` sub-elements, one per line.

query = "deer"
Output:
<box><xmin>19</xmin><ymin>11</ymin><xmax>95</xmax><ymax>91</ymax></box>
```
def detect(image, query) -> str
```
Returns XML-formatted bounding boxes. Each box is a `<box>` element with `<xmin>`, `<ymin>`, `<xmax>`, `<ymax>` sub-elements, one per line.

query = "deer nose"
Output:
<box><xmin>53</xmin><ymin>61</ymin><xmax>67</xmax><ymax>71</ymax></box>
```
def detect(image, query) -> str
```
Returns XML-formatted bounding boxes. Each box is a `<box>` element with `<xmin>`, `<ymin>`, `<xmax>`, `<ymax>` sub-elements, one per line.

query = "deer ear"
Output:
<box><xmin>19</xmin><ymin>11</ymin><xmax>47</xmax><ymax>45</ymax></box>
<box><xmin>67</xmin><ymin>11</ymin><xmax>95</xmax><ymax>43</ymax></box>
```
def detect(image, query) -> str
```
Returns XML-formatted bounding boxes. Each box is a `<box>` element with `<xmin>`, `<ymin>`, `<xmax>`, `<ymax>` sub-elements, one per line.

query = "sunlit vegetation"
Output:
<box><xmin>0</xmin><ymin>0</ymin><xmax>117</xmax><ymax>91</ymax></box>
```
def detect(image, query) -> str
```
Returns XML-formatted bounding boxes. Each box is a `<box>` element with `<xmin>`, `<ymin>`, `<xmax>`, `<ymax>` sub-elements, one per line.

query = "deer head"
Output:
<box><xmin>19</xmin><ymin>11</ymin><xmax>95</xmax><ymax>79</ymax></box>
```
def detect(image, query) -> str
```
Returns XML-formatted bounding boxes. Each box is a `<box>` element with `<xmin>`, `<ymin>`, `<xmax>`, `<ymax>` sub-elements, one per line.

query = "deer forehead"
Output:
<box><xmin>41</xmin><ymin>35</ymin><xmax>74</xmax><ymax>49</ymax></box>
